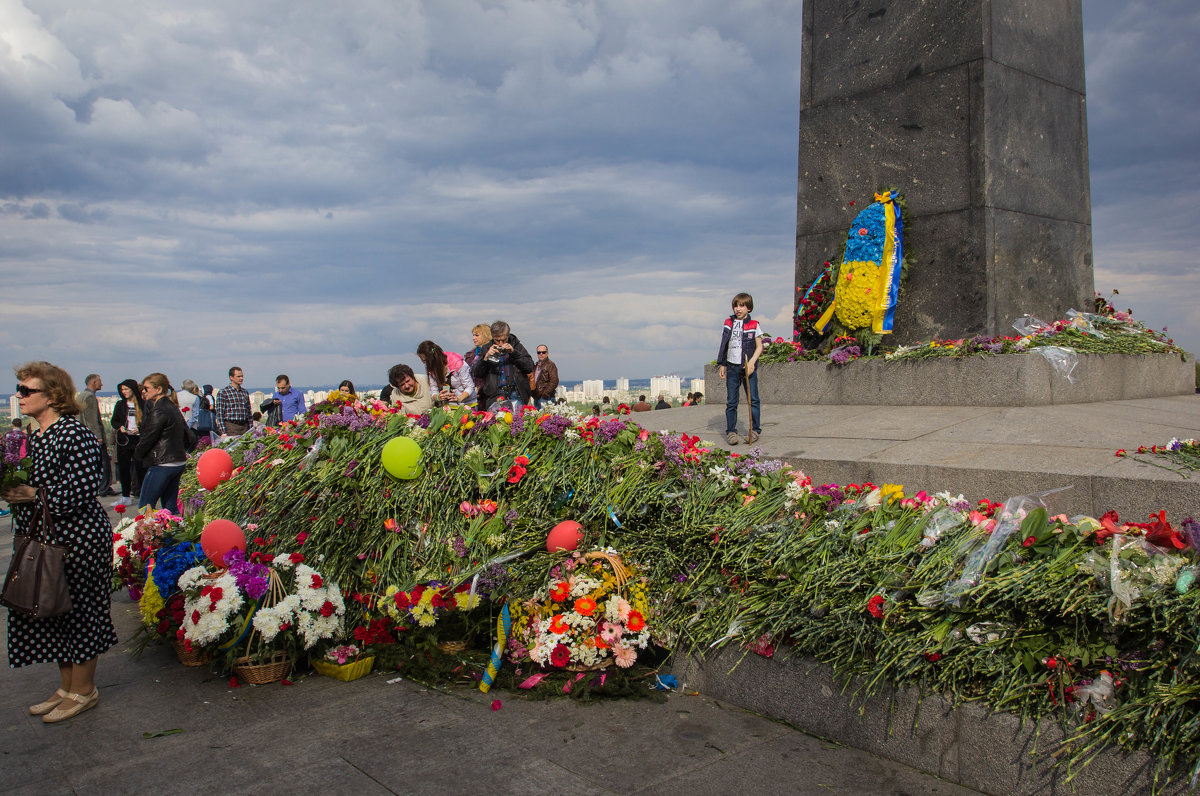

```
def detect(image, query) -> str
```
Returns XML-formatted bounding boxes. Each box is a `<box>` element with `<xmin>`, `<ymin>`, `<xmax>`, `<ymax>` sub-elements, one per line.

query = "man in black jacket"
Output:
<box><xmin>471</xmin><ymin>320</ymin><xmax>535</xmax><ymax>411</ymax></box>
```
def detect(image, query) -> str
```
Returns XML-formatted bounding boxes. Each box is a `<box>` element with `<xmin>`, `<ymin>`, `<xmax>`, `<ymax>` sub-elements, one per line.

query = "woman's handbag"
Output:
<box><xmin>1</xmin><ymin>488</ymin><xmax>73</xmax><ymax>618</ymax></box>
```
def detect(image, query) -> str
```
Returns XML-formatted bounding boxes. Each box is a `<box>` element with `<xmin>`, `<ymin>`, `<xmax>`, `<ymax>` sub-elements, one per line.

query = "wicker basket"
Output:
<box><xmin>233</xmin><ymin>651</ymin><xmax>292</xmax><ymax>685</ymax></box>
<box><xmin>436</xmin><ymin>640</ymin><xmax>468</xmax><ymax>655</ymax></box>
<box><xmin>171</xmin><ymin>639</ymin><xmax>211</xmax><ymax>667</ymax></box>
<box><xmin>311</xmin><ymin>656</ymin><xmax>375</xmax><ymax>682</ymax></box>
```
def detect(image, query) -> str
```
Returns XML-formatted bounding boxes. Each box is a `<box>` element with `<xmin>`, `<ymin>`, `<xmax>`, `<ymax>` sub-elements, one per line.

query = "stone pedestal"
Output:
<box><xmin>796</xmin><ymin>0</ymin><xmax>1094</xmax><ymax>343</ymax></box>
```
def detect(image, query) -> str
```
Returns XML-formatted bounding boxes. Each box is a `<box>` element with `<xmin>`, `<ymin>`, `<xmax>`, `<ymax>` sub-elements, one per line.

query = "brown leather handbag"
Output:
<box><xmin>1</xmin><ymin>488</ymin><xmax>73</xmax><ymax>618</ymax></box>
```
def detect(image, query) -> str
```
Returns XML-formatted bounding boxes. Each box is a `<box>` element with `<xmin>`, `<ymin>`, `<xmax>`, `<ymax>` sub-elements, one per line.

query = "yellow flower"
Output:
<box><xmin>880</xmin><ymin>483</ymin><xmax>905</xmax><ymax>503</ymax></box>
<box><xmin>833</xmin><ymin>261</ymin><xmax>882</xmax><ymax>330</ymax></box>
<box><xmin>417</xmin><ymin>613</ymin><xmax>436</xmax><ymax>627</ymax></box>
<box><xmin>138</xmin><ymin>579</ymin><xmax>165</xmax><ymax>628</ymax></box>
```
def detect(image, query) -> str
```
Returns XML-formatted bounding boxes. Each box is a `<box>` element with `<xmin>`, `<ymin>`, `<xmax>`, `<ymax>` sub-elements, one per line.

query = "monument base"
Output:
<box><xmin>705</xmin><ymin>352</ymin><xmax>1194</xmax><ymax>408</ymax></box>
<box><xmin>670</xmin><ymin>645</ymin><xmax>1187</xmax><ymax>796</ymax></box>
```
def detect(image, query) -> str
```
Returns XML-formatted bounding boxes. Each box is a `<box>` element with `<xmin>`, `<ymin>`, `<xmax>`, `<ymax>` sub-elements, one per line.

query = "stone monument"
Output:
<box><xmin>795</xmin><ymin>0</ymin><xmax>1094</xmax><ymax>343</ymax></box>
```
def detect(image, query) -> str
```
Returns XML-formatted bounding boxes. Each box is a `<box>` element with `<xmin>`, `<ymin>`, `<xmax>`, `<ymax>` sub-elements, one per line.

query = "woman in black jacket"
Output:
<box><xmin>109</xmin><ymin>378</ymin><xmax>146</xmax><ymax>507</ymax></box>
<box><xmin>133</xmin><ymin>373</ymin><xmax>188</xmax><ymax>514</ymax></box>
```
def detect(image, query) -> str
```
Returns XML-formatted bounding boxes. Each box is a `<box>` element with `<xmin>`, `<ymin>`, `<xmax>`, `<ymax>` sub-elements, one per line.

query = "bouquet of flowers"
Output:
<box><xmin>175</xmin><ymin>549</ymin><xmax>346</xmax><ymax>671</ymax></box>
<box><xmin>509</xmin><ymin>550</ymin><xmax>653</xmax><ymax>671</ymax></box>
<box><xmin>111</xmin><ymin>508</ymin><xmax>184</xmax><ymax>598</ymax></box>
<box><xmin>0</xmin><ymin>427</ymin><xmax>29</xmax><ymax>491</ymax></box>
<box><xmin>377</xmin><ymin>580</ymin><xmax>486</xmax><ymax>650</ymax></box>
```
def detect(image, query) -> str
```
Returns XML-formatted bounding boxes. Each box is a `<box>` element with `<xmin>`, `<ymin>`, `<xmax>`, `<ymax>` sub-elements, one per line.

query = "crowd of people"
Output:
<box><xmin>0</xmin><ymin>295</ymin><xmax>765</xmax><ymax>725</ymax></box>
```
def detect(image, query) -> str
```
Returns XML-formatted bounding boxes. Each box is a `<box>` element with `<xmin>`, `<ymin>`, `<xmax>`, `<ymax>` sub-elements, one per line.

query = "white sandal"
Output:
<box><xmin>42</xmin><ymin>688</ymin><xmax>99</xmax><ymax>723</ymax></box>
<box><xmin>29</xmin><ymin>689</ymin><xmax>69</xmax><ymax>716</ymax></box>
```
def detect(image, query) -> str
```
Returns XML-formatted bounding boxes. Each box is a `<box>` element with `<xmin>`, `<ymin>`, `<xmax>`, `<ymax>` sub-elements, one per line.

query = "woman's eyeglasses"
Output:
<box><xmin>15</xmin><ymin>385</ymin><xmax>43</xmax><ymax>397</ymax></box>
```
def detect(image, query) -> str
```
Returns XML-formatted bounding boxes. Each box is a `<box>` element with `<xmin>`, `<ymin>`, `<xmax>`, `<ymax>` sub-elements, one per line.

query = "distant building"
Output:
<box><xmin>581</xmin><ymin>380</ymin><xmax>605</xmax><ymax>399</ymax></box>
<box><xmin>689</xmin><ymin>378</ymin><xmax>705</xmax><ymax>396</ymax></box>
<box><xmin>615</xmin><ymin>377</ymin><xmax>629</xmax><ymax>392</ymax></box>
<box><xmin>650</xmin><ymin>375</ymin><xmax>682</xmax><ymax>398</ymax></box>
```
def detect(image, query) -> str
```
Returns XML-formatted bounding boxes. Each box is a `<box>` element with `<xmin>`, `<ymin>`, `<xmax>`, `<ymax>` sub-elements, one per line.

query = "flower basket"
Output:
<box><xmin>233</xmin><ymin>651</ymin><xmax>292</xmax><ymax>684</ymax></box>
<box><xmin>436</xmin><ymin>640</ymin><xmax>468</xmax><ymax>655</ymax></box>
<box><xmin>171</xmin><ymin>639</ymin><xmax>211</xmax><ymax>667</ymax></box>
<box><xmin>311</xmin><ymin>656</ymin><xmax>375</xmax><ymax>682</ymax></box>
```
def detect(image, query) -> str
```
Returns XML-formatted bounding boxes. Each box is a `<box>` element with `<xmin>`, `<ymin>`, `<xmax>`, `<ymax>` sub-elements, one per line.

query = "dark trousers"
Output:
<box><xmin>97</xmin><ymin>444</ymin><xmax>115</xmax><ymax>495</ymax></box>
<box><xmin>115</xmin><ymin>437</ymin><xmax>147</xmax><ymax>497</ymax></box>
<box><xmin>140</xmin><ymin>465</ymin><xmax>184</xmax><ymax>514</ymax></box>
<box><xmin>724</xmin><ymin>364</ymin><xmax>761</xmax><ymax>435</ymax></box>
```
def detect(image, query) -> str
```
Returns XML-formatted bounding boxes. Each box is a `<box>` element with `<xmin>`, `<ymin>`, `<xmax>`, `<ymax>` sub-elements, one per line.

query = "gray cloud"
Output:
<box><xmin>0</xmin><ymin>0</ymin><xmax>1195</xmax><ymax>388</ymax></box>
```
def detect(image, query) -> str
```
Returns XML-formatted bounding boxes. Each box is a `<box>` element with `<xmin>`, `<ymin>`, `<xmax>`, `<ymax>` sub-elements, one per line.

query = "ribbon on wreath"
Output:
<box><xmin>479</xmin><ymin>602</ymin><xmax>512</xmax><ymax>694</ymax></box>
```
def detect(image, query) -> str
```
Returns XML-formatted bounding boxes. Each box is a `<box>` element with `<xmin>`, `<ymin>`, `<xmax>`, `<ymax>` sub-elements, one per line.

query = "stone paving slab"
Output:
<box><xmin>0</xmin><ymin>515</ymin><xmax>973</xmax><ymax>796</ymax></box>
<box><xmin>652</xmin><ymin>395</ymin><xmax>1200</xmax><ymax>520</ymax></box>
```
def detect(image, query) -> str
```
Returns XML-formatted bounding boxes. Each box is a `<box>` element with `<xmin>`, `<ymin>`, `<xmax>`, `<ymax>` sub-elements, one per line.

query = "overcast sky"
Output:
<box><xmin>1</xmin><ymin>0</ymin><xmax>1195</xmax><ymax>389</ymax></box>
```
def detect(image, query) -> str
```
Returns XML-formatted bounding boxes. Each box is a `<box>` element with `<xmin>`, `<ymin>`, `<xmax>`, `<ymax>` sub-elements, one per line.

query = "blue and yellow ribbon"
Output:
<box><xmin>479</xmin><ymin>602</ymin><xmax>511</xmax><ymax>694</ymax></box>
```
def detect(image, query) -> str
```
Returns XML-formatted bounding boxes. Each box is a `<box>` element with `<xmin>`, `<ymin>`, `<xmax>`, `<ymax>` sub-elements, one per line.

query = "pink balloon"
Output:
<box><xmin>197</xmin><ymin>448</ymin><xmax>234</xmax><ymax>492</ymax></box>
<box><xmin>201</xmin><ymin>519</ymin><xmax>246</xmax><ymax>569</ymax></box>
<box><xmin>546</xmin><ymin>520</ymin><xmax>584</xmax><ymax>553</ymax></box>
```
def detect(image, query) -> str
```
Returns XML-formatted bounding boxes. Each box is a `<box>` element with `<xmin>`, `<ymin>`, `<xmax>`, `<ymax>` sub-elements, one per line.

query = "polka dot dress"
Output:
<box><xmin>7</xmin><ymin>415</ymin><xmax>118</xmax><ymax>667</ymax></box>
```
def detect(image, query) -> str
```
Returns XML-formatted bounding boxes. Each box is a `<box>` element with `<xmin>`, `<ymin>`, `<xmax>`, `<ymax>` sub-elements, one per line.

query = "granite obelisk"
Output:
<box><xmin>795</xmin><ymin>0</ymin><xmax>1094</xmax><ymax>342</ymax></box>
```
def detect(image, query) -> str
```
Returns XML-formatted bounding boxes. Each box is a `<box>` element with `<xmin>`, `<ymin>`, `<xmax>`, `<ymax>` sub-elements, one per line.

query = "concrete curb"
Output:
<box><xmin>706</xmin><ymin>352</ymin><xmax>1195</xmax><ymax>407</ymax></box>
<box><xmin>671</xmin><ymin>646</ymin><xmax>1189</xmax><ymax>796</ymax></box>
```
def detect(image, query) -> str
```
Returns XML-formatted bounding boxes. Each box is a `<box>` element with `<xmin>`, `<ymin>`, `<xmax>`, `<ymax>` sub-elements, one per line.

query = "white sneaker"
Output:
<box><xmin>111</xmin><ymin>496</ymin><xmax>130</xmax><ymax>507</ymax></box>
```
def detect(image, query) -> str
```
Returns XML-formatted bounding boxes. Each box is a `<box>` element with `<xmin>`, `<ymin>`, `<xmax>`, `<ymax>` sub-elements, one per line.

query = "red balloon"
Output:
<box><xmin>546</xmin><ymin>520</ymin><xmax>584</xmax><ymax>553</ymax></box>
<box><xmin>201</xmin><ymin>519</ymin><xmax>246</xmax><ymax>569</ymax></box>
<box><xmin>197</xmin><ymin>448</ymin><xmax>234</xmax><ymax>491</ymax></box>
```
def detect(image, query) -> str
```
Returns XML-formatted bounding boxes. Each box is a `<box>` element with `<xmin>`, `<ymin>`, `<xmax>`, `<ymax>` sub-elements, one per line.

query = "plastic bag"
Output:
<box><xmin>1012</xmin><ymin>315</ymin><xmax>1053</xmax><ymax>336</ymax></box>
<box><xmin>1064</xmin><ymin>309</ymin><xmax>1107</xmax><ymax>338</ymax></box>
<box><xmin>1035</xmin><ymin>345</ymin><xmax>1078</xmax><ymax>383</ymax></box>
<box><xmin>919</xmin><ymin>506</ymin><xmax>958</xmax><ymax>549</ymax></box>
<box><xmin>943</xmin><ymin>487</ymin><xmax>1073</xmax><ymax>607</ymax></box>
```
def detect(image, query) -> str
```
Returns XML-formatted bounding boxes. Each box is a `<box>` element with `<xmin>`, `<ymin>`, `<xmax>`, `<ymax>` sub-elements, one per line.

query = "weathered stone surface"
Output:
<box><xmin>989</xmin><ymin>0</ymin><xmax>1086</xmax><ymax>93</ymax></box>
<box><xmin>671</xmin><ymin>646</ymin><xmax>1189</xmax><ymax>795</ymax></box>
<box><xmin>796</xmin><ymin>0</ymin><xmax>1094</xmax><ymax>342</ymax></box>
<box><xmin>705</xmin><ymin>353</ymin><xmax>1194</xmax><ymax>408</ymax></box>
<box><xmin>983</xmin><ymin>64</ymin><xmax>1091</xmax><ymax>223</ymax></box>
<box><xmin>802</xmin><ymin>0</ymin><xmax>984</xmax><ymax>106</ymax></box>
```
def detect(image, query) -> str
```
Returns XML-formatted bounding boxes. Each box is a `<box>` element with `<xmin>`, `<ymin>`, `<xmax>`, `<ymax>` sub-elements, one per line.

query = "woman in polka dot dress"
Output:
<box><xmin>3</xmin><ymin>362</ymin><xmax>118</xmax><ymax>723</ymax></box>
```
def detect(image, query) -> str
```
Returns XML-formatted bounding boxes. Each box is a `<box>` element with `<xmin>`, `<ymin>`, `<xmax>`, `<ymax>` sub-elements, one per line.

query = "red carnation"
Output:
<box><xmin>867</xmin><ymin>595</ymin><xmax>885</xmax><ymax>618</ymax></box>
<box><xmin>320</xmin><ymin>600</ymin><xmax>336</xmax><ymax>617</ymax></box>
<box><xmin>114</xmin><ymin>504</ymin><xmax>127</xmax><ymax>514</ymax></box>
<box><xmin>296</xmin><ymin>531</ymin><xmax>308</xmax><ymax>544</ymax></box>
<box><xmin>311</xmin><ymin>574</ymin><xmax>323</xmax><ymax>588</ymax></box>
<box><xmin>289</xmin><ymin>553</ymin><xmax>304</xmax><ymax>563</ymax></box>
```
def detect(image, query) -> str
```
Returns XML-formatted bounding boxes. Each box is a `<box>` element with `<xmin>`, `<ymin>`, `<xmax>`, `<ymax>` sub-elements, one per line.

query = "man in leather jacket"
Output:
<box><xmin>471</xmin><ymin>320</ymin><xmax>535</xmax><ymax>410</ymax></box>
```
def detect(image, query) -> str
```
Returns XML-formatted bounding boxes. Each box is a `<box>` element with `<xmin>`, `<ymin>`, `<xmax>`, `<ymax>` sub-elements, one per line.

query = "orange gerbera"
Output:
<box><xmin>573</xmin><ymin>597</ymin><xmax>597</xmax><ymax>616</ymax></box>
<box><xmin>626</xmin><ymin>611</ymin><xmax>645</xmax><ymax>632</ymax></box>
<box><xmin>550</xmin><ymin>581</ymin><xmax>570</xmax><ymax>602</ymax></box>
<box><xmin>549</xmin><ymin>614</ymin><xmax>569</xmax><ymax>634</ymax></box>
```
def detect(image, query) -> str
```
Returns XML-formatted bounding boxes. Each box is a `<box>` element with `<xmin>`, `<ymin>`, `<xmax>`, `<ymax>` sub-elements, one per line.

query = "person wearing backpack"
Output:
<box><xmin>195</xmin><ymin>384</ymin><xmax>216</xmax><ymax>440</ymax></box>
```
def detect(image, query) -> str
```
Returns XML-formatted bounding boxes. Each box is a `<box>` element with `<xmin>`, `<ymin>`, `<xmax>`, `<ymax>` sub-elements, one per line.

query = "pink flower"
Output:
<box><xmin>599</xmin><ymin>622</ymin><xmax>623</xmax><ymax>644</ymax></box>
<box><xmin>490</xmin><ymin>699</ymin><xmax>502</xmax><ymax>711</ymax></box>
<box><xmin>613</xmin><ymin>645</ymin><xmax>637</xmax><ymax>668</ymax></box>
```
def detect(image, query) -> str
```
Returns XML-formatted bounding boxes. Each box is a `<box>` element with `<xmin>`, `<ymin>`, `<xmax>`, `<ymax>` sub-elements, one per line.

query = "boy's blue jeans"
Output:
<box><xmin>724</xmin><ymin>364</ymin><xmax>760</xmax><ymax>435</ymax></box>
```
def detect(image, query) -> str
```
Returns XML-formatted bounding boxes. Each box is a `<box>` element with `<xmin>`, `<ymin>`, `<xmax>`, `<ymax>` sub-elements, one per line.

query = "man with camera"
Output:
<box><xmin>471</xmin><ymin>320</ymin><xmax>535</xmax><ymax>411</ymax></box>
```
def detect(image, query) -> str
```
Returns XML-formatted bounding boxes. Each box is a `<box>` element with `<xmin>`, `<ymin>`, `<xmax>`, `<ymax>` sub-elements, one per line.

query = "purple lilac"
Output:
<box><xmin>830</xmin><ymin>345</ymin><xmax>861</xmax><ymax>366</ymax></box>
<box><xmin>539</xmin><ymin>414</ymin><xmax>573</xmax><ymax>439</ymax></box>
<box><xmin>510</xmin><ymin>411</ymin><xmax>526</xmax><ymax>435</ymax></box>
<box><xmin>812</xmin><ymin>483</ymin><xmax>845</xmax><ymax>505</ymax></box>
<box><xmin>594</xmin><ymin>420</ymin><xmax>623</xmax><ymax>445</ymax></box>
<box><xmin>661</xmin><ymin>434</ymin><xmax>686</xmax><ymax>468</ymax></box>
<box><xmin>452</xmin><ymin>535</ymin><xmax>467</xmax><ymax>558</ymax></box>
<box><xmin>416</xmin><ymin>415</ymin><xmax>432</xmax><ymax>429</ymax></box>
<box><xmin>503</xmin><ymin>509</ymin><xmax>519</xmax><ymax>528</ymax></box>
<box><xmin>343</xmin><ymin>459</ymin><xmax>360</xmax><ymax>478</ymax></box>
<box><xmin>476</xmin><ymin>563</ymin><xmax>510</xmax><ymax>597</ymax></box>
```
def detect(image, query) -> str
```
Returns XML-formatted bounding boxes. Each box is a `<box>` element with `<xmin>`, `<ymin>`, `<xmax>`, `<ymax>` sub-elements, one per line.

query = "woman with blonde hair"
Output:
<box><xmin>133</xmin><ymin>373</ymin><xmax>187</xmax><ymax>514</ymax></box>
<box><xmin>2</xmin><ymin>361</ymin><xmax>117</xmax><ymax>722</ymax></box>
<box><xmin>464</xmin><ymin>323</ymin><xmax>491</xmax><ymax>408</ymax></box>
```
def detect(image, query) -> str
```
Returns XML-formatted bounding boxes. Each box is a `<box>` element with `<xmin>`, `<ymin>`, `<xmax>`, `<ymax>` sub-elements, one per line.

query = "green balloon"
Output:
<box><xmin>381</xmin><ymin>437</ymin><xmax>423</xmax><ymax>480</ymax></box>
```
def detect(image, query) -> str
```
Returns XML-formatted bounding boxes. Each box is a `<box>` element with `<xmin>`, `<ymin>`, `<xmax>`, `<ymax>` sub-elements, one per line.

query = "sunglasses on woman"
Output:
<box><xmin>15</xmin><ymin>385</ymin><xmax>43</xmax><ymax>397</ymax></box>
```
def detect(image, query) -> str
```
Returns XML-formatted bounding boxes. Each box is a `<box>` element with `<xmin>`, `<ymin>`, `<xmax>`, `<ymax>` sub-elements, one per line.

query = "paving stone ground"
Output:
<box><xmin>0</xmin><ymin>504</ymin><xmax>976</xmax><ymax>796</ymax></box>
